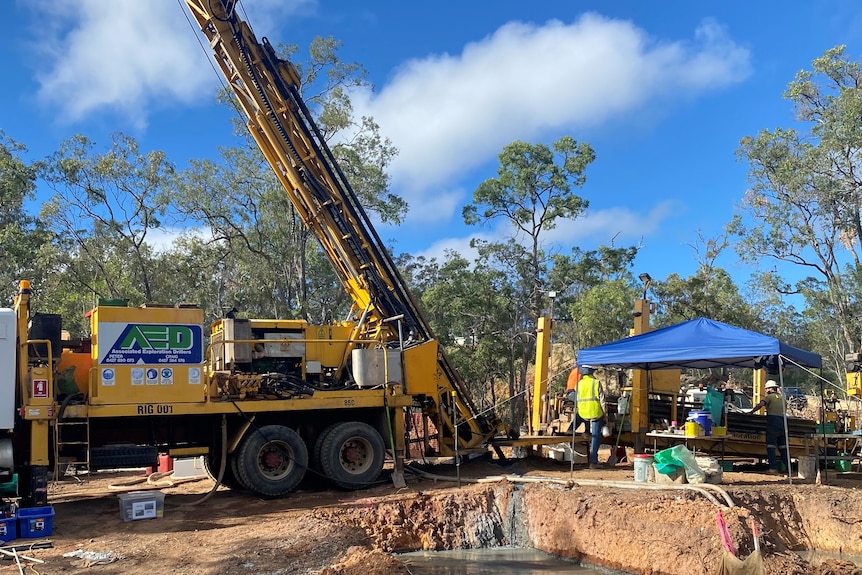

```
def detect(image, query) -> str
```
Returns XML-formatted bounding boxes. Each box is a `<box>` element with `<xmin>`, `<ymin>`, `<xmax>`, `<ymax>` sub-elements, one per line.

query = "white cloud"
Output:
<box><xmin>25</xmin><ymin>5</ymin><xmax>746</xmax><ymax>249</ymax></box>
<box><xmin>542</xmin><ymin>201</ymin><xmax>678</xmax><ymax>248</ymax></box>
<box><xmin>351</xmin><ymin>14</ymin><xmax>750</xmax><ymax>220</ymax></box>
<box><xmin>30</xmin><ymin>1</ymin><xmax>210</xmax><ymax>127</ymax></box>
<box><xmin>28</xmin><ymin>0</ymin><xmax>313</xmax><ymax>128</ymax></box>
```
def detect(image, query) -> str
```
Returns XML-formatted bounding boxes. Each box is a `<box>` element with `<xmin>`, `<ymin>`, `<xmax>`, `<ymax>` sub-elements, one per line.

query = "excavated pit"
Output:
<box><xmin>37</xmin><ymin>461</ymin><xmax>862</xmax><ymax>574</ymax></box>
<box><xmin>315</xmin><ymin>478</ymin><xmax>862</xmax><ymax>575</ymax></box>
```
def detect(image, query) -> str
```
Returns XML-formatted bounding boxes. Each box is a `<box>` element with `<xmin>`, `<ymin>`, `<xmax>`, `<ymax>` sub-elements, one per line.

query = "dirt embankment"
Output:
<box><xmin>11</xmin><ymin>458</ymin><xmax>862</xmax><ymax>575</ymax></box>
<box><xmin>320</xmin><ymin>478</ymin><xmax>862</xmax><ymax>575</ymax></box>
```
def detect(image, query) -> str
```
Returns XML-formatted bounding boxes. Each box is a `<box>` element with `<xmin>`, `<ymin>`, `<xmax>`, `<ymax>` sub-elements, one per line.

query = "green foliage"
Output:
<box><xmin>733</xmin><ymin>45</ymin><xmax>862</xmax><ymax>376</ymax></box>
<box><xmin>416</xmin><ymin>252</ymin><xmax>515</xmax><ymax>411</ymax></box>
<box><xmin>38</xmin><ymin>133</ymin><xmax>175</xmax><ymax>308</ymax></box>
<box><xmin>461</xmin><ymin>136</ymin><xmax>644</xmax><ymax>426</ymax></box>
<box><xmin>653</xmin><ymin>268</ymin><xmax>760</xmax><ymax>328</ymax></box>
<box><xmin>463</xmin><ymin>136</ymin><xmax>595</xmax><ymax>318</ymax></box>
<box><xmin>0</xmin><ymin>132</ymin><xmax>52</xmax><ymax>304</ymax></box>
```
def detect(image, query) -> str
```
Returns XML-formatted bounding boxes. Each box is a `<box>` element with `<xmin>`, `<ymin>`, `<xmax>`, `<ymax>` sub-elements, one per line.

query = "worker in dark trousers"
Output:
<box><xmin>575</xmin><ymin>366</ymin><xmax>607</xmax><ymax>469</ymax></box>
<box><xmin>752</xmin><ymin>380</ymin><xmax>789</xmax><ymax>474</ymax></box>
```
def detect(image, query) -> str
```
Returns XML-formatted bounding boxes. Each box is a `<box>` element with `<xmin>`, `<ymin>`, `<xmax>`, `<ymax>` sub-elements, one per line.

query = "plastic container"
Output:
<box><xmin>0</xmin><ymin>516</ymin><xmax>17</xmax><ymax>542</ymax></box>
<box><xmin>633</xmin><ymin>454</ymin><xmax>655</xmax><ymax>483</ymax></box>
<box><xmin>815</xmin><ymin>422</ymin><xmax>836</xmax><ymax>434</ymax></box>
<box><xmin>158</xmin><ymin>453</ymin><xmax>174</xmax><ymax>473</ymax></box>
<box><xmin>118</xmin><ymin>491</ymin><xmax>165</xmax><ymax>521</ymax></box>
<box><xmin>797</xmin><ymin>455</ymin><xmax>817</xmax><ymax>479</ymax></box>
<box><xmin>684</xmin><ymin>421</ymin><xmax>703</xmax><ymax>437</ymax></box>
<box><xmin>0</xmin><ymin>473</ymin><xmax>18</xmax><ymax>497</ymax></box>
<box><xmin>687</xmin><ymin>410</ymin><xmax>712</xmax><ymax>436</ymax></box>
<box><xmin>835</xmin><ymin>455</ymin><xmax>851</xmax><ymax>472</ymax></box>
<box><xmin>711</xmin><ymin>426</ymin><xmax>727</xmax><ymax>437</ymax></box>
<box><xmin>618</xmin><ymin>396</ymin><xmax>630</xmax><ymax>415</ymax></box>
<box><xmin>18</xmin><ymin>506</ymin><xmax>54</xmax><ymax>538</ymax></box>
<box><xmin>173</xmin><ymin>456</ymin><xmax>207</xmax><ymax>479</ymax></box>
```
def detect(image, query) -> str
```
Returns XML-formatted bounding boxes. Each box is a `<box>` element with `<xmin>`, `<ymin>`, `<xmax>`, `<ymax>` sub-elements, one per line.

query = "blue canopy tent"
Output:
<box><xmin>577</xmin><ymin>318</ymin><xmax>822</xmax><ymax>481</ymax></box>
<box><xmin>577</xmin><ymin>317</ymin><xmax>822</xmax><ymax>370</ymax></box>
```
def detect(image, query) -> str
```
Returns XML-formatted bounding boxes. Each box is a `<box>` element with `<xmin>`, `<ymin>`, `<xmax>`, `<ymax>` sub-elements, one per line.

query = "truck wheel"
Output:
<box><xmin>0</xmin><ymin>438</ymin><xmax>14</xmax><ymax>478</ymax></box>
<box><xmin>234</xmin><ymin>425</ymin><xmax>307</xmax><ymax>498</ymax></box>
<box><xmin>311</xmin><ymin>424</ymin><xmax>335</xmax><ymax>471</ymax></box>
<box><xmin>318</xmin><ymin>422</ymin><xmax>385</xmax><ymax>490</ymax></box>
<box><xmin>204</xmin><ymin>452</ymin><xmax>246</xmax><ymax>490</ymax></box>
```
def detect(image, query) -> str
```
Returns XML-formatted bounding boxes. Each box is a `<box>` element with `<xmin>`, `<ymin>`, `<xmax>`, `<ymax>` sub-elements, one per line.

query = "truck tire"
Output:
<box><xmin>204</xmin><ymin>452</ymin><xmax>246</xmax><ymax>490</ymax></box>
<box><xmin>318</xmin><ymin>422</ymin><xmax>385</xmax><ymax>490</ymax></box>
<box><xmin>234</xmin><ymin>425</ymin><xmax>307</xmax><ymax>498</ymax></box>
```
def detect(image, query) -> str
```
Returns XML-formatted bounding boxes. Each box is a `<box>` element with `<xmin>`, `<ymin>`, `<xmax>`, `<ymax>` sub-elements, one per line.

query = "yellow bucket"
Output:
<box><xmin>684</xmin><ymin>421</ymin><xmax>703</xmax><ymax>437</ymax></box>
<box><xmin>711</xmin><ymin>426</ymin><xmax>727</xmax><ymax>437</ymax></box>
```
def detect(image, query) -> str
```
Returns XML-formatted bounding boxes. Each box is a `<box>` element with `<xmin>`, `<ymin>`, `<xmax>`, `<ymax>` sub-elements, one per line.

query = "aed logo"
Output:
<box><xmin>120</xmin><ymin>325</ymin><xmax>194</xmax><ymax>351</ymax></box>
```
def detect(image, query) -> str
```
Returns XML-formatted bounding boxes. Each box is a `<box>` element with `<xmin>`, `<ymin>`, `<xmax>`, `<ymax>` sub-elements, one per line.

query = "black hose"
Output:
<box><xmin>175</xmin><ymin>414</ymin><xmax>227</xmax><ymax>507</ymax></box>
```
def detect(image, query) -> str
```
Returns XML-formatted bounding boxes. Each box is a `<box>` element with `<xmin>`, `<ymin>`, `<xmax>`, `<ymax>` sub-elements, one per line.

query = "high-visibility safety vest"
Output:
<box><xmin>577</xmin><ymin>375</ymin><xmax>603</xmax><ymax>420</ymax></box>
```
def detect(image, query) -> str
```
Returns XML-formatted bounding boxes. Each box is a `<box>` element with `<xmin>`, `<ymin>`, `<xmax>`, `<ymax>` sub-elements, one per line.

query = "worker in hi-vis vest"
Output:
<box><xmin>575</xmin><ymin>366</ymin><xmax>607</xmax><ymax>469</ymax></box>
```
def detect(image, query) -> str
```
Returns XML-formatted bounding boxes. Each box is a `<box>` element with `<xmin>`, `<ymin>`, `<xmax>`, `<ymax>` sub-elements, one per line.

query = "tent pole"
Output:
<box><xmin>778</xmin><ymin>356</ymin><xmax>793</xmax><ymax>484</ymax></box>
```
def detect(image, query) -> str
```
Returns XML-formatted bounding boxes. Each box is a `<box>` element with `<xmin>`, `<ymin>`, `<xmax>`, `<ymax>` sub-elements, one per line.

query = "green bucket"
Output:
<box><xmin>0</xmin><ymin>474</ymin><xmax>18</xmax><ymax>497</ymax></box>
<box><xmin>835</xmin><ymin>456</ymin><xmax>851</xmax><ymax>472</ymax></box>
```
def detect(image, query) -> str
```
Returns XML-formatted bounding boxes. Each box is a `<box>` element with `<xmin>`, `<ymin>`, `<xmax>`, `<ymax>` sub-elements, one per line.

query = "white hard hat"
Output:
<box><xmin>765</xmin><ymin>380</ymin><xmax>779</xmax><ymax>389</ymax></box>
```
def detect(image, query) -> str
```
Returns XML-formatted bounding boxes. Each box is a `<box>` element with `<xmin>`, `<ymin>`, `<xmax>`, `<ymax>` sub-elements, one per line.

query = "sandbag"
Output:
<box><xmin>713</xmin><ymin>550</ymin><xmax>765</xmax><ymax>575</ymax></box>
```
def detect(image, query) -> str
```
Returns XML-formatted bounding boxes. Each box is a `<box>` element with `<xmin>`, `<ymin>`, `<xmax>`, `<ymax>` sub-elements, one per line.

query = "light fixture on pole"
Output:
<box><xmin>638</xmin><ymin>273</ymin><xmax>652</xmax><ymax>300</ymax></box>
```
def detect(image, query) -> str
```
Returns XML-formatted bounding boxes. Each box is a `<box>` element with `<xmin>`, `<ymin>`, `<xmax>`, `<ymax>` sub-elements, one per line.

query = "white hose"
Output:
<box><xmin>406</xmin><ymin>467</ymin><xmax>734</xmax><ymax>508</ymax></box>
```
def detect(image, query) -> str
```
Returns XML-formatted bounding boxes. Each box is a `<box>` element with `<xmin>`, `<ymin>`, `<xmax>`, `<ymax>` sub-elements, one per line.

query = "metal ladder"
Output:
<box><xmin>54</xmin><ymin>416</ymin><xmax>91</xmax><ymax>478</ymax></box>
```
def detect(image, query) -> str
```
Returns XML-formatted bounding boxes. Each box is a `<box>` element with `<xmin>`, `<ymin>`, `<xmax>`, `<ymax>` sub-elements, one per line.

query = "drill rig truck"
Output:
<box><xmin>0</xmin><ymin>0</ymin><xmax>506</xmax><ymax>507</ymax></box>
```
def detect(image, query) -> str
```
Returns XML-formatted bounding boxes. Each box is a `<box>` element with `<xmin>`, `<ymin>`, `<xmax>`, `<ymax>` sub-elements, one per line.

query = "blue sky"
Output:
<box><xmin>3</xmin><ymin>0</ymin><xmax>861</xmax><ymax>289</ymax></box>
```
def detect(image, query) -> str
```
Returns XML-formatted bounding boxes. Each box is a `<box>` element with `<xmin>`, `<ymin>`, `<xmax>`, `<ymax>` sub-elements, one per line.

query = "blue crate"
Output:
<box><xmin>18</xmin><ymin>506</ymin><xmax>54</xmax><ymax>538</ymax></box>
<box><xmin>0</xmin><ymin>516</ymin><xmax>16</xmax><ymax>542</ymax></box>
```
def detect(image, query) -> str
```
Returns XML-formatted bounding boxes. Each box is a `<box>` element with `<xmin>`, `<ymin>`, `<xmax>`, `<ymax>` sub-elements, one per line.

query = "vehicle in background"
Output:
<box><xmin>684</xmin><ymin>387</ymin><xmax>752</xmax><ymax>411</ymax></box>
<box><xmin>783</xmin><ymin>386</ymin><xmax>808</xmax><ymax>409</ymax></box>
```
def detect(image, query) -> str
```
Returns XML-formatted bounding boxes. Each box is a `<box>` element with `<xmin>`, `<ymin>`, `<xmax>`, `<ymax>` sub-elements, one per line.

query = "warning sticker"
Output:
<box><xmin>101</xmin><ymin>368</ymin><xmax>116</xmax><ymax>387</ymax></box>
<box><xmin>146</xmin><ymin>368</ymin><xmax>159</xmax><ymax>386</ymax></box>
<box><xmin>131</xmin><ymin>367</ymin><xmax>145</xmax><ymax>386</ymax></box>
<box><xmin>160</xmin><ymin>368</ymin><xmax>174</xmax><ymax>385</ymax></box>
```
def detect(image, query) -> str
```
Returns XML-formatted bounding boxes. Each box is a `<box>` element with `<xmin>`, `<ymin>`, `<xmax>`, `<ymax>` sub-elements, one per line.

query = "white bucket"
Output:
<box><xmin>797</xmin><ymin>455</ymin><xmax>817</xmax><ymax>480</ymax></box>
<box><xmin>633</xmin><ymin>455</ymin><xmax>655</xmax><ymax>483</ymax></box>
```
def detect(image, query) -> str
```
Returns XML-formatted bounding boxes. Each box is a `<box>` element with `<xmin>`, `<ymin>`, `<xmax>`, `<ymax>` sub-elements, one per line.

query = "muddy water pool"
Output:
<box><xmin>399</xmin><ymin>548</ymin><xmax>618</xmax><ymax>574</ymax></box>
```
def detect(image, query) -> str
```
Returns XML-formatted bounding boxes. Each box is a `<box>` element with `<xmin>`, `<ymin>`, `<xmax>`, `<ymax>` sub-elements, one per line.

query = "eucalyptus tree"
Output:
<box><xmin>0</xmin><ymin>132</ymin><xmax>52</xmax><ymax>304</ymax></box>
<box><xmin>38</xmin><ymin>133</ymin><xmax>175</xmax><ymax>310</ymax></box>
<box><xmin>650</xmin><ymin>232</ymin><xmax>761</xmax><ymax>329</ymax></box>
<box><xmin>464</xmin><ymin>136</ymin><xmax>594</xmax><ymax>319</ymax></box>
<box><xmin>462</xmin><ymin>136</ymin><xmax>597</xmax><ymax>427</ymax></box>
<box><xmin>731</xmin><ymin>46</ymin><xmax>862</xmax><ymax>374</ymax></box>
<box><xmin>417</xmin><ymin>251</ymin><xmax>515</xmax><ymax>414</ymax></box>
<box><xmin>549</xmin><ymin>245</ymin><xmax>640</xmax><ymax>354</ymax></box>
<box><xmin>651</xmin><ymin>268</ymin><xmax>759</xmax><ymax>328</ymax></box>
